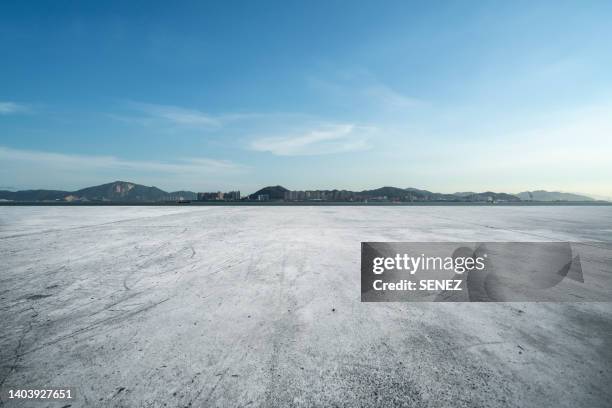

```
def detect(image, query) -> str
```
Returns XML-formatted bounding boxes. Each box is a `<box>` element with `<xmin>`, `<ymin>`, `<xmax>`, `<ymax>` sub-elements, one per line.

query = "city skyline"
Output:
<box><xmin>1</xmin><ymin>1</ymin><xmax>612</xmax><ymax>197</ymax></box>
<box><xmin>0</xmin><ymin>179</ymin><xmax>603</xmax><ymax>202</ymax></box>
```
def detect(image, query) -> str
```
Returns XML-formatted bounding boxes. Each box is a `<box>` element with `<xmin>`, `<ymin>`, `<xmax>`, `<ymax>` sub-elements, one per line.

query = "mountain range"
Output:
<box><xmin>515</xmin><ymin>190</ymin><xmax>594</xmax><ymax>202</ymax></box>
<box><xmin>0</xmin><ymin>181</ymin><xmax>196</xmax><ymax>202</ymax></box>
<box><xmin>0</xmin><ymin>181</ymin><xmax>600</xmax><ymax>202</ymax></box>
<box><xmin>356</xmin><ymin>187</ymin><xmax>520</xmax><ymax>202</ymax></box>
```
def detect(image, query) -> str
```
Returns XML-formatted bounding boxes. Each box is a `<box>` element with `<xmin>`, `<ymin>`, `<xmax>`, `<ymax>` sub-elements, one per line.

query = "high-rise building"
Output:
<box><xmin>224</xmin><ymin>191</ymin><xmax>241</xmax><ymax>201</ymax></box>
<box><xmin>197</xmin><ymin>191</ymin><xmax>241</xmax><ymax>201</ymax></box>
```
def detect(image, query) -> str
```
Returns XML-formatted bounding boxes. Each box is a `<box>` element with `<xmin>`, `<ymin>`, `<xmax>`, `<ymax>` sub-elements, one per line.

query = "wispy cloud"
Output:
<box><xmin>0</xmin><ymin>146</ymin><xmax>245</xmax><ymax>174</ymax></box>
<box><xmin>0</xmin><ymin>146</ymin><xmax>248</xmax><ymax>190</ymax></box>
<box><xmin>307</xmin><ymin>69</ymin><xmax>425</xmax><ymax>114</ymax></box>
<box><xmin>118</xmin><ymin>101</ymin><xmax>317</xmax><ymax>128</ymax></box>
<box><xmin>362</xmin><ymin>84</ymin><xmax>424</xmax><ymax>109</ymax></box>
<box><xmin>0</xmin><ymin>101</ymin><xmax>30</xmax><ymax>115</ymax></box>
<box><xmin>113</xmin><ymin>101</ymin><xmax>376</xmax><ymax>157</ymax></box>
<box><xmin>250</xmin><ymin>124</ymin><xmax>372</xmax><ymax>156</ymax></box>
<box><xmin>124</xmin><ymin>102</ymin><xmax>222</xmax><ymax>128</ymax></box>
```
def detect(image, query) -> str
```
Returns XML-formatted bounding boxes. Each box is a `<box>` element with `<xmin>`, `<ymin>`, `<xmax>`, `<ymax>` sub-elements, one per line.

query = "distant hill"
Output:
<box><xmin>359</xmin><ymin>187</ymin><xmax>451</xmax><ymax>201</ymax></box>
<box><xmin>453</xmin><ymin>192</ymin><xmax>476</xmax><ymax>197</ymax></box>
<box><xmin>404</xmin><ymin>187</ymin><xmax>445</xmax><ymax>197</ymax></box>
<box><xmin>168</xmin><ymin>191</ymin><xmax>197</xmax><ymax>200</ymax></box>
<box><xmin>250</xmin><ymin>185</ymin><xmax>289</xmax><ymax>200</ymax></box>
<box><xmin>355</xmin><ymin>187</ymin><xmax>519</xmax><ymax>202</ymax></box>
<box><xmin>516</xmin><ymin>190</ymin><xmax>595</xmax><ymax>202</ymax></box>
<box><xmin>0</xmin><ymin>182</ymin><xmax>604</xmax><ymax>203</ymax></box>
<box><xmin>360</xmin><ymin>186</ymin><xmax>415</xmax><ymax>198</ymax></box>
<box><xmin>0</xmin><ymin>189</ymin><xmax>70</xmax><ymax>201</ymax></box>
<box><xmin>0</xmin><ymin>181</ymin><xmax>198</xmax><ymax>202</ymax></box>
<box><xmin>461</xmin><ymin>192</ymin><xmax>521</xmax><ymax>202</ymax></box>
<box><xmin>451</xmin><ymin>191</ymin><xmax>520</xmax><ymax>202</ymax></box>
<box><xmin>73</xmin><ymin>181</ymin><xmax>168</xmax><ymax>201</ymax></box>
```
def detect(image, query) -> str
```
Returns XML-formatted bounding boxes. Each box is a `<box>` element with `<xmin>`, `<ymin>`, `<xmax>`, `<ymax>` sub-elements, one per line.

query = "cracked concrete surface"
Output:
<box><xmin>0</xmin><ymin>206</ymin><xmax>611</xmax><ymax>407</ymax></box>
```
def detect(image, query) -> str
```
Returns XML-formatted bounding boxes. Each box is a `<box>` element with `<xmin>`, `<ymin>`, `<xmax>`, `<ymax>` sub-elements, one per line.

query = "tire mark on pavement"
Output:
<box><xmin>0</xmin><ymin>298</ymin><xmax>169</xmax><ymax>364</ymax></box>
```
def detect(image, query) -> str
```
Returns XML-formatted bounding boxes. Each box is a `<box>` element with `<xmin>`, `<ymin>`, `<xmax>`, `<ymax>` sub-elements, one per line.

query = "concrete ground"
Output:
<box><xmin>0</xmin><ymin>206</ymin><xmax>611</xmax><ymax>407</ymax></box>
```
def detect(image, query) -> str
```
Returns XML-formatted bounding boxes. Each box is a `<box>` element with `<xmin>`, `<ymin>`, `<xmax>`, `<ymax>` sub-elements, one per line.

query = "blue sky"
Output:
<box><xmin>1</xmin><ymin>1</ymin><xmax>611</xmax><ymax>196</ymax></box>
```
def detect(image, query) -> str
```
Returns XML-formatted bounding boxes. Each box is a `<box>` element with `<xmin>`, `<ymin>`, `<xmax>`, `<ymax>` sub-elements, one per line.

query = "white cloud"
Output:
<box><xmin>0</xmin><ymin>146</ymin><xmax>248</xmax><ymax>191</ymax></box>
<box><xmin>119</xmin><ymin>102</ymin><xmax>320</xmax><ymax>130</ymax></box>
<box><xmin>307</xmin><ymin>70</ymin><xmax>425</xmax><ymax>114</ymax></box>
<box><xmin>124</xmin><ymin>102</ymin><xmax>222</xmax><ymax>128</ymax></box>
<box><xmin>250</xmin><ymin>124</ymin><xmax>372</xmax><ymax>156</ymax></box>
<box><xmin>363</xmin><ymin>85</ymin><xmax>424</xmax><ymax>109</ymax></box>
<box><xmin>0</xmin><ymin>146</ymin><xmax>246</xmax><ymax>173</ymax></box>
<box><xmin>0</xmin><ymin>101</ymin><xmax>29</xmax><ymax>115</ymax></box>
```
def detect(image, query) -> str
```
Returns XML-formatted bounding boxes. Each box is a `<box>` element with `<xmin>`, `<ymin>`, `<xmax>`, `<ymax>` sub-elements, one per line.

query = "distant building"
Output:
<box><xmin>197</xmin><ymin>191</ymin><xmax>241</xmax><ymax>201</ymax></box>
<box><xmin>305</xmin><ymin>190</ymin><xmax>324</xmax><ymax>200</ymax></box>
<box><xmin>368</xmin><ymin>196</ymin><xmax>389</xmax><ymax>202</ymax></box>
<box><xmin>197</xmin><ymin>192</ymin><xmax>221</xmax><ymax>201</ymax></box>
<box><xmin>284</xmin><ymin>190</ymin><xmax>305</xmax><ymax>201</ymax></box>
<box><xmin>224</xmin><ymin>191</ymin><xmax>241</xmax><ymax>201</ymax></box>
<box><xmin>167</xmin><ymin>195</ymin><xmax>187</xmax><ymax>202</ymax></box>
<box><xmin>256</xmin><ymin>194</ymin><xmax>270</xmax><ymax>201</ymax></box>
<box><xmin>284</xmin><ymin>189</ymin><xmax>358</xmax><ymax>201</ymax></box>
